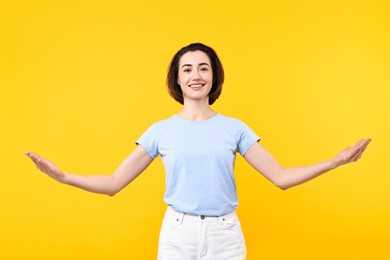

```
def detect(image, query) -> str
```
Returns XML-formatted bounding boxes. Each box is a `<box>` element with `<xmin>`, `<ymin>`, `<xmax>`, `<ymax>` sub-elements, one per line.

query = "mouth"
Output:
<box><xmin>189</xmin><ymin>83</ymin><xmax>205</xmax><ymax>89</ymax></box>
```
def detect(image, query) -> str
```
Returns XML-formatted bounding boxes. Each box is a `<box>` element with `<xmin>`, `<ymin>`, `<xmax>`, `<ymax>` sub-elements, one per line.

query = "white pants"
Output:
<box><xmin>158</xmin><ymin>207</ymin><xmax>247</xmax><ymax>260</ymax></box>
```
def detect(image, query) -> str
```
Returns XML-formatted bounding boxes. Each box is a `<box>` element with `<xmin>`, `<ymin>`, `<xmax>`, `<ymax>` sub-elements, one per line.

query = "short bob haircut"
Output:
<box><xmin>167</xmin><ymin>43</ymin><xmax>224</xmax><ymax>105</ymax></box>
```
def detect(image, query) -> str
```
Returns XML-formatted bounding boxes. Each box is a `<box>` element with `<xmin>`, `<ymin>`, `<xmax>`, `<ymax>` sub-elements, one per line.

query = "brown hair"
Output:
<box><xmin>167</xmin><ymin>43</ymin><xmax>224</xmax><ymax>105</ymax></box>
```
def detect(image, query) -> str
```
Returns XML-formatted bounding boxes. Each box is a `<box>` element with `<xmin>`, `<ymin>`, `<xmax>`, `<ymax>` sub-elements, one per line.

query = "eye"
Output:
<box><xmin>183</xmin><ymin>68</ymin><xmax>191</xmax><ymax>73</ymax></box>
<box><xmin>200</xmin><ymin>67</ymin><xmax>209</xmax><ymax>72</ymax></box>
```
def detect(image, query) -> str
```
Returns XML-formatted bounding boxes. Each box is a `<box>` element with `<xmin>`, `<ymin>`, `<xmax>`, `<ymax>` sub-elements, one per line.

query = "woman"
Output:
<box><xmin>26</xmin><ymin>43</ymin><xmax>371</xmax><ymax>260</ymax></box>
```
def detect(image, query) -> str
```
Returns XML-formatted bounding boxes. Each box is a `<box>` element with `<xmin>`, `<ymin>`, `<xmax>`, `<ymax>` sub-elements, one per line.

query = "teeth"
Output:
<box><xmin>190</xmin><ymin>84</ymin><xmax>203</xmax><ymax>88</ymax></box>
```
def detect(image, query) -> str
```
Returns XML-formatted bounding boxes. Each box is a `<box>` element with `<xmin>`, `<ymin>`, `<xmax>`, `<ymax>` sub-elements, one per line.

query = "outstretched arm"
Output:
<box><xmin>25</xmin><ymin>145</ymin><xmax>153</xmax><ymax>196</ymax></box>
<box><xmin>244</xmin><ymin>139</ymin><xmax>371</xmax><ymax>190</ymax></box>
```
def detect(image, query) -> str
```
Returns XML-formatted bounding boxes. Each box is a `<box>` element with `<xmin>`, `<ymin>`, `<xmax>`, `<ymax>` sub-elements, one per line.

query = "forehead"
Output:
<box><xmin>179</xmin><ymin>50</ymin><xmax>211</xmax><ymax>66</ymax></box>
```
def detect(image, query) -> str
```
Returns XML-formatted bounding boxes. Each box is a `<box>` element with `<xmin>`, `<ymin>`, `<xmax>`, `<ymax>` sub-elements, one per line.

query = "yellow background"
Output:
<box><xmin>1</xmin><ymin>0</ymin><xmax>389</xmax><ymax>259</ymax></box>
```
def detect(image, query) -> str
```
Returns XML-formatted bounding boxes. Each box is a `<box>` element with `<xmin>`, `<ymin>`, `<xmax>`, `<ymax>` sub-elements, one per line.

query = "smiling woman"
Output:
<box><xmin>25</xmin><ymin>42</ymin><xmax>371</xmax><ymax>260</ymax></box>
<box><xmin>167</xmin><ymin>43</ymin><xmax>224</xmax><ymax>106</ymax></box>
<box><xmin>178</xmin><ymin>51</ymin><xmax>214</xmax><ymax>103</ymax></box>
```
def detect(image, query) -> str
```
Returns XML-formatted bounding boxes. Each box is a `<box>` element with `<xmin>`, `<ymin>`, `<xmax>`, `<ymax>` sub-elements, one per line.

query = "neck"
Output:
<box><xmin>178</xmin><ymin>99</ymin><xmax>216</xmax><ymax>121</ymax></box>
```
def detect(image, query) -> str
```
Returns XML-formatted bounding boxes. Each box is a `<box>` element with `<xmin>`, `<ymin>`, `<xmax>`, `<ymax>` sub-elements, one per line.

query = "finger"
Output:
<box><xmin>360</xmin><ymin>139</ymin><xmax>371</xmax><ymax>154</ymax></box>
<box><xmin>28</xmin><ymin>152</ymin><xmax>42</xmax><ymax>161</ymax></box>
<box><xmin>35</xmin><ymin>161</ymin><xmax>46</xmax><ymax>172</ymax></box>
<box><xmin>37</xmin><ymin>159</ymin><xmax>52</xmax><ymax>174</ymax></box>
<box><xmin>354</xmin><ymin>139</ymin><xmax>370</xmax><ymax>154</ymax></box>
<box><xmin>31</xmin><ymin>157</ymin><xmax>48</xmax><ymax>171</ymax></box>
<box><xmin>35</xmin><ymin>162</ymin><xmax>45</xmax><ymax>172</ymax></box>
<box><xmin>31</xmin><ymin>156</ymin><xmax>43</xmax><ymax>167</ymax></box>
<box><xmin>29</xmin><ymin>156</ymin><xmax>40</xmax><ymax>166</ymax></box>
<box><xmin>27</xmin><ymin>153</ymin><xmax>47</xmax><ymax>168</ymax></box>
<box><xmin>343</xmin><ymin>141</ymin><xmax>364</xmax><ymax>161</ymax></box>
<box><xmin>341</xmin><ymin>139</ymin><xmax>367</xmax><ymax>162</ymax></box>
<box><xmin>351</xmin><ymin>145</ymin><xmax>366</xmax><ymax>161</ymax></box>
<box><xmin>26</xmin><ymin>152</ymin><xmax>40</xmax><ymax>162</ymax></box>
<box><xmin>351</xmin><ymin>139</ymin><xmax>371</xmax><ymax>161</ymax></box>
<box><xmin>352</xmin><ymin>139</ymin><xmax>368</xmax><ymax>153</ymax></box>
<box><xmin>353</xmin><ymin>139</ymin><xmax>366</xmax><ymax>150</ymax></box>
<box><xmin>25</xmin><ymin>152</ymin><xmax>35</xmax><ymax>161</ymax></box>
<box><xmin>25</xmin><ymin>152</ymin><xmax>51</xmax><ymax>174</ymax></box>
<box><xmin>351</xmin><ymin>150</ymin><xmax>363</xmax><ymax>162</ymax></box>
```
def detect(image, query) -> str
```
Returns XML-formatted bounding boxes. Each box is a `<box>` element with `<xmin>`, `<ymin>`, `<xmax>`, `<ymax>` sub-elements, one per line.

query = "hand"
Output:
<box><xmin>25</xmin><ymin>152</ymin><xmax>66</xmax><ymax>183</ymax></box>
<box><xmin>331</xmin><ymin>138</ymin><xmax>371</xmax><ymax>168</ymax></box>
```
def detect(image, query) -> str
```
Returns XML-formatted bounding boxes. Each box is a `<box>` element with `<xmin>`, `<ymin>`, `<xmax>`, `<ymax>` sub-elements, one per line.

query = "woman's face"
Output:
<box><xmin>177</xmin><ymin>50</ymin><xmax>213</xmax><ymax>104</ymax></box>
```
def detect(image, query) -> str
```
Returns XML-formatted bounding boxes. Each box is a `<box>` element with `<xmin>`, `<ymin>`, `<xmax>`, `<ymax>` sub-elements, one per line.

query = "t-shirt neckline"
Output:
<box><xmin>173</xmin><ymin>113</ymin><xmax>220</xmax><ymax>123</ymax></box>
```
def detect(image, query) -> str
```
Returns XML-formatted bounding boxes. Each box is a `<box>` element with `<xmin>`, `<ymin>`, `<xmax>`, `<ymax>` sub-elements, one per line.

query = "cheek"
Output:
<box><xmin>177</xmin><ymin>73</ymin><xmax>183</xmax><ymax>84</ymax></box>
<box><xmin>205</xmin><ymin>72</ymin><xmax>213</xmax><ymax>83</ymax></box>
<box><xmin>177</xmin><ymin>74</ymin><xmax>189</xmax><ymax>85</ymax></box>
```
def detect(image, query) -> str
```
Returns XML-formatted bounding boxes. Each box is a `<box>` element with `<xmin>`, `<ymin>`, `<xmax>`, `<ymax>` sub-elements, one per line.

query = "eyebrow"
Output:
<box><xmin>181</xmin><ymin>62</ymin><xmax>210</xmax><ymax>68</ymax></box>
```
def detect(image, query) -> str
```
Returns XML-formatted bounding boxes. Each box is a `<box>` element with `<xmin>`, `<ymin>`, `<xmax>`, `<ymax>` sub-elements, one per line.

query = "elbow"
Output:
<box><xmin>276</xmin><ymin>184</ymin><xmax>290</xmax><ymax>190</ymax></box>
<box><xmin>274</xmin><ymin>181</ymin><xmax>289</xmax><ymax>190</ymax></box>
<box><xmin>272</xmin><ymin>175</ymin><xmax>291</xmax><ymax>190</ymax></box>
<box><xmin>105</xmin><ymin>175</ymin><xmax>121</xmax><ymax>196</ymax></box>
<box><xmin>106</xmin><ymin>191</ymin><xmax>117</xmax><ymax>197</ymax></box>
<box><xmin>104</xmin><ymin>185</ymin><xmax>120</xmax><ymax>197</ymax></box>
<box><xmin>265</xmin><ymin>167</ymin><xmax>292</xmax><ymax>190</ymax></box>
<box><xmin>106</xmin><ymin>185</ymin><xmax>121</xmax><ymax>196</ymax></box>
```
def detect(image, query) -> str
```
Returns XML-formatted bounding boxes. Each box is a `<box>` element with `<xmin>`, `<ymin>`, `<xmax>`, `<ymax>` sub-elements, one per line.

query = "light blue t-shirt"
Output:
<box><xmin>136</xmin><ymin>113</ymin><xmax>260</xmax><ymax>216</ymax></box>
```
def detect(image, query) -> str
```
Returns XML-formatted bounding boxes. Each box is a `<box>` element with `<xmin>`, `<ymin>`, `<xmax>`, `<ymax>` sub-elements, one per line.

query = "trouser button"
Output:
<box><xmin>200</xmin><ymin>215</ymin><xmax>205</xmax><ymax>220</ymax></box>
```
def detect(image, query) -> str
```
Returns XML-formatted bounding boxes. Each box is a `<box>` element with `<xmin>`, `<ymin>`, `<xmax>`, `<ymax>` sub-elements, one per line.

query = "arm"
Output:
<box><xmin>244</xmin><ymin>139</ymin><xmax>371</xmax><ymax>190</ymax></box>
<box><xmin>25</xmin><ymin>145</ymin><xmax>154</xmax><ymax>196</ymax></box>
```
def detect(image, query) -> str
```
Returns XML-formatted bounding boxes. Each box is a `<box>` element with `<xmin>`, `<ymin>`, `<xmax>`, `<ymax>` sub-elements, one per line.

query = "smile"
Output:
<box><xmin>189</xmin><ymin>84</ymin><xmax>205</xmax><ymax>89</ymax></box>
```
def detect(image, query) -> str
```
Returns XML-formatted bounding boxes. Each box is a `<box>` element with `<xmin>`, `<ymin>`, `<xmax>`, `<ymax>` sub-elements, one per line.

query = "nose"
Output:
<box><xmin>192</xmin><ymin>70</ymin><xmax>202</xmax><ymax>80</ymax></box>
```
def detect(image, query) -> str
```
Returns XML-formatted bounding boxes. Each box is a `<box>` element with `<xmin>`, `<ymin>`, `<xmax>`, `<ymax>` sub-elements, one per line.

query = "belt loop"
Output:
<box><xmin>178</xmin><ymin>212</ymin><xmax>184</xmax><ymax>224</ymax></box>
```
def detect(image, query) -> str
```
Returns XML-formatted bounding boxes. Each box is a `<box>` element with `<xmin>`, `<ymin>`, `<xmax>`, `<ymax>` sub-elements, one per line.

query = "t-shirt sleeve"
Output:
<box><xmin>236</xmin><ymin>120</ymin><xmax>260</xmax><ymax>156</ymax></box>
<box><xmin>136</xmin><ymin>124</ymin><xmax>159</xmax><ymax>159</ymax></box>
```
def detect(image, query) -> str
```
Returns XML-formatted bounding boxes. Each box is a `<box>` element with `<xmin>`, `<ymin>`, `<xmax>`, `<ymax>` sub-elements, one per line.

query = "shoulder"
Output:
<box><xmin>217</xmin><ymin>114</ymin><xmax>259</xmax><ymax>138</ymax></box>
<box><xmin>138</xmin><ymin>115</ymin><xmax>177</xmax><ymax>141</ymax></box>
<box><xmin>145</xmin><ymin>115</ymin><xmax>180</xmax><ymax>134</ymax></box>
<box><xmin>216</xmin><ymin>114</ymin><xmax>247</xmax><ymax>127</ymax></box>
<box><xmin>152</xmin><ymin>115</ymin><xmax>177</xmax><ymax>128</ymax></box>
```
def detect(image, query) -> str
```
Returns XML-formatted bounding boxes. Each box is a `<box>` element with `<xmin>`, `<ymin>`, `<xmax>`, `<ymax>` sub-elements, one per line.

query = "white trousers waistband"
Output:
<box><xmin>158</xmin><ymin>206</ymin><xmax>247</xmax><ymax>260</ymax></box>
<box><xmin>166</xmin><ymin>206</ymin><xmax>237</xmax><ymax>222</ymax></box>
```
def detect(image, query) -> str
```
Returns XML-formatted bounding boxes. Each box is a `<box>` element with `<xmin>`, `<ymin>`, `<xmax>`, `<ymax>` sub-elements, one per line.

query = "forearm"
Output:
<box><xmin>275</xmin><ymin>159</ymin><xmax>336</xmax><ymax>190</ymax></box>
<box><xmin>26</xmin><ymin>146</ymin><xmax>153</xmax><ymax>196</ymax></box>
<box><xmin>62</xmin><ymin>173</ymin><xmax>117</xmax><ymax>196</ymax></box>
<box><xmin>274</xmin><ymin>138</ymin><xmax>371</xmax><ymax>190</ymax></box>
<box><xmin>243</xmin><ymin>141</ymin><xmax>369</xmax><ymax>190</ymax></box>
